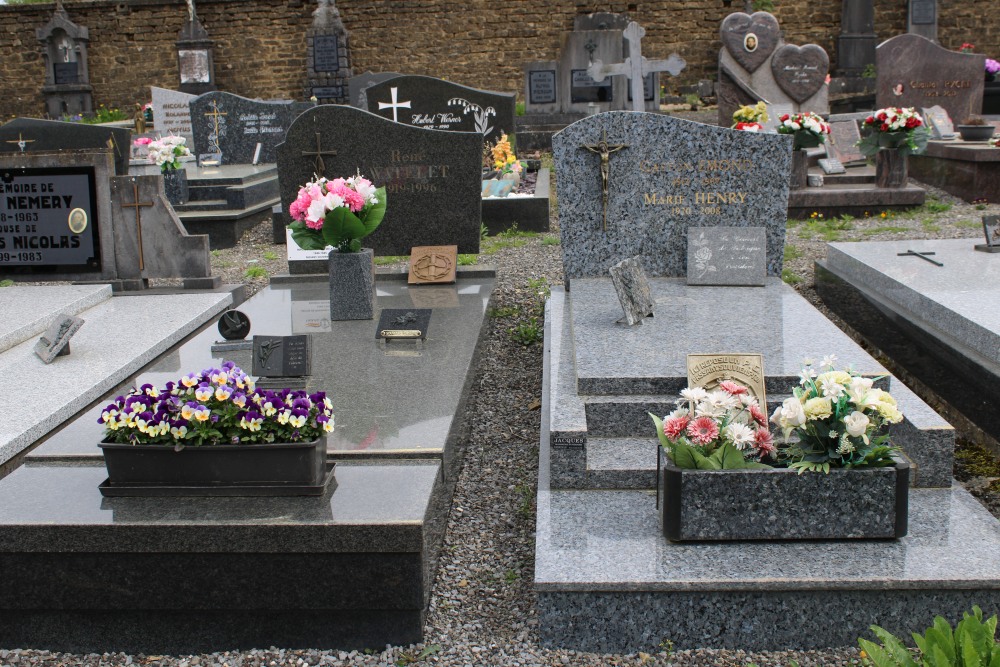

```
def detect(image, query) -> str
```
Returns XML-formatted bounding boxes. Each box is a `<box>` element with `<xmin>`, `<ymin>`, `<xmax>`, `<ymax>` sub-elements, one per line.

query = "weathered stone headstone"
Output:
<box><xmin>524</xmin><ymin>61</ymin><xmax>560</xmax><ymax>114</ymax></box>
<box><xmin>0</xmin><ymin>118</ymin><xmax>131</xmax><ymax>176</ymax></box>
<box><xmin>150</xmin><ymin>86</ymin><xmax>196</xmax><ymax>147</ymax></box>
<box><xmin>686</xmin><ymin>226</ymin><xmax>766</xmax><ymax>286</ymax></box>
<box><xmin>561</xmin><ymin>29</ymin><xmax>622</xmax><ymax>113</ymax></box>
<box><xmin>877</xmin><ymin>34</ymin><xmax>984</xmax><ymax>125</ymax></box>
<box><xmin>553</xmin><ymin>112</ymin><xmax>791</xmax><ymax>282</ymax></box>
<box><xmin>837</xmin><ymin>0</ymin><xmax>877</xmax><ymax>77</ymax></box>
<box><xmin>365</xmin><ymin>75</ymin><xmax>515</xmax><ymax>145</ymax></box>
<box><xmin>306</xmin><ymin>0</ymin><xmax>352</xmax><ymax>103</ymax></box>
<box><xmin>348</xmin><ymin>71</ymin><xmax>402</xmax><ymax>108</ymax></box>
<box><xmin>189</xmin><ymin>91</ymin><xmax>312</xmax><ymax>165</ymax></box>
<box><xmin>276</xmin><ymin>105</ymin><xmax>482</xmax><ymax>255</ymax></box>
<box><xmin>608</xmin><ymin>256</ymin><xmax>653</xmax><ymax>325</ymax></box>
<box><xmin>36</xmin><ymin>3</ymin><xmax>93</xmax><ymax>119</ymax></box>
<box><xmin>922</xmin><ymin>105</ymin><xmax>955</xmax><ymax>139</ymax></box>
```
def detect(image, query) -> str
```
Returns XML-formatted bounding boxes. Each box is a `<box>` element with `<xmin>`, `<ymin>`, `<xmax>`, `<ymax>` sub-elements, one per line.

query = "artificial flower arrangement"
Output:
<box><xmin>776</xmin><ymin>111</ymin><xmax>832</xmax><ymax>149</ymax></box>
<box><xmin>288</xmin><ymin>171</ymin><xmax>387</xmax><ymax>253</ymax></box>
<box><xmin>770</xmin><ymin>356</ymin><xmax>903</xmax><ymax>473</ymax></box>
<box><xmin>857</xmin><ymin>107</ymin><xmax>929</xmax><ymax>157</ymax></box>
<box><xmin>988</xmin><ymin>58</ymin><xmax>1000</xmax><ymax>81</ymax></box>
<box><xmin>488</xmin><ymin>132</ymin><xmax>522</xmax><ymax>179</ymax></box>
<box><xmin>650</xmin><ymin>380</ymin><xmax>775</xmax><ymax>470</ymax></box>
<box><xmin>134</xmin><ymin>135</ymin><xmax>192</xmax><ymax>172</ymax></box>
<box><xmin>98</xmin><ymin>361</ymin><xmax>335</xmax><ymax>448</ymax></box>
<box><xmin>731</xmin><ymin>102</ymin><xmax>769</xmax><ymax>131</ymax></box>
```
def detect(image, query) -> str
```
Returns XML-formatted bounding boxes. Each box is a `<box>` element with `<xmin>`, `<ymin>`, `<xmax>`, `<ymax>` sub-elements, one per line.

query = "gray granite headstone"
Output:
<box><xmin>0</xmin><ymin>118</ymin><xmax>131</xmax><ymax>176</ymax></box>
<box><xmin>150</xmin><ymin>86</ymin><xmax>196</xmax><ymax>147</ymax></box>
<box><xmin>687</xmin><ymin>226</ymin><xmax>766</xmax><ymax>286</ymax></box>
<box><xmin>365</xmin><ymin>75</ymin><xmax>515</xmax><ymax>145</ymax></box>
<box><xmin>276</xmin><ymin>104</ymin><xmax>482</xmax><ymax>255</ymax></box>
<box><xmin>877</xmin><ymin>34</ymin><xmax>984</xmax><ymax>126</ymax></box>
<box><xmin>922</xmin><ymin>105</ymin><xmax>955</xmax><ymax>139</ymax></box>
<box><xmin>189</xmin><ymin>91</ymin><xmax>313</xmax><ymax>165</ymax></box>
<box><xmin>553</xmin><ymin>111</ymin><xmax>791</xmax><ymax>282</ymax></box>
<box><xmin>608</xmin><ymin>256</ymin><xmax>654</xmax><ymax>326</ymax></box>
<box><xmin>33</xmin><ymin>313</ymin><xmax>83</xmax><ymax>363</ymax></box>
<box><xmin>348</xmin><ymin>71</ymin><xmax>402</xmax><ymax>108</ymax></box>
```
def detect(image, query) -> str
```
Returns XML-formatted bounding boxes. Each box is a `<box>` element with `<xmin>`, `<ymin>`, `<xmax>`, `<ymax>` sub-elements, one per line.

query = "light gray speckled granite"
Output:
<box><xmin>0</xmin><ymin>291</ymin><xmax>232</xmax><ymax>466</ymax></box>
<box><xmin>544</xmin><ymin>289</ymin><xmax>588</xmax><ymax>489</ymax></box>
<box><xmin>0</xmin><ymin>284</ymin><xmax>111</xmax><ymax>354</ymax></box>
<box><xmin>890</xmin><ymin>378</ymin><xmax>954</xmax><ymax>488</ymax></box>
<box><xmin>826</xmin><ymin>238</ymin><xmax>1000</xmax><ymax>373</ymax></box>
<box><xmin>553</xmin><ymin>111</ymin><xmax>791</xmax><ymax>282</ymax></box>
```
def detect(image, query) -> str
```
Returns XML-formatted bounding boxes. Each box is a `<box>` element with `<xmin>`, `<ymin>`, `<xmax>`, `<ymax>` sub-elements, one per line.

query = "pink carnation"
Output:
<box><xmin>719</xmin><ymin>380</ymin><xmax>748</xmax><ymax>396</ymax></box>
<box><xmin>663</xmin><ymin>416</ymin><xmax>690</xmax><ymax>440</ymax></box>
<box><xmin>133</xmin><ymin>137</ymin><xmax>153</xmax><ymax>146</ymax></box>
<box><xmin>686</xmin><ymin>416</ymin><xmax>719</xmax><ymax>445</ymax></box>
<box><xmin>328</xmin><ymin>181</ymin><xmax>365</xmax><ymax>213</ymax></box>
<box><xmin>288</xmin><ymin>189</ymin><xmax>312</xmax><ymax>222</ymax></box>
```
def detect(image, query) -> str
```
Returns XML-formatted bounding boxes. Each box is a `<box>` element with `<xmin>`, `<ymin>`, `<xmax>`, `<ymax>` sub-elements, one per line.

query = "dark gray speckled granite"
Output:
<box><xmin>553</xmin><ymin>111</ymin><xmax>791</xmax><ymax>282</ymax></box>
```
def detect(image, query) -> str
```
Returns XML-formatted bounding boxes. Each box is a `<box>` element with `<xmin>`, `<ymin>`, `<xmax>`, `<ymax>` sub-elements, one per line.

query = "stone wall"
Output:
<box><xmin>0</xmin><ymin>0</ymin><xmax>995</xmax><ymax>120</ymax></box>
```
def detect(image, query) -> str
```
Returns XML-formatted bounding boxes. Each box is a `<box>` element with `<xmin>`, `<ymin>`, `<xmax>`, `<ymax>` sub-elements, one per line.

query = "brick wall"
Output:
<box><xmin>0</xmin><ymin>0</ymin><xmax>995</xmax><ymax>120</ymax></box>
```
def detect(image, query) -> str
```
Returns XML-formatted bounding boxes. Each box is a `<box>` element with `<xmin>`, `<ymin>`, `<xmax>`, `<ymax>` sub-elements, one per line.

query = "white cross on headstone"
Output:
<box><xmin>588</xmin><ymin>22</ymin><xmax>687</xmax><ymax>112</ymax></box>
<box><xmin>378</xmin><ymin>87</ymin><xmax>412</xmax><ymax>123</ymax></box>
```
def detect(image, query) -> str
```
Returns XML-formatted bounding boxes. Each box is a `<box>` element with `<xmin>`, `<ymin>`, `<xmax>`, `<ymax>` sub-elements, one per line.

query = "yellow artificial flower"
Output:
<box><xmin>803</xmin><ymin>397</ymin><xmax>833</xmax><ymax>420</ymax></box>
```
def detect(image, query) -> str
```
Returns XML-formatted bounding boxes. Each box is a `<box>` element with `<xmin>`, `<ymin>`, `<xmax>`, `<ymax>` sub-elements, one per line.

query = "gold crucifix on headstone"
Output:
<box><xmin>204</xmin><ymin>102</ymin><xmax>227</xmax><ymax>154</ymax></box>
<box><xmin>302</xmin><ymin>132</ymin><xmax>337</xmax><ymax>174</ymax></box>
<box><xmin>121</xmin><ymin>181</ymin><xmax>154</xmax><ymax>271</ymax></box>
<box><xmin>5</xmin><ymin>133</ymin><xmax>35</xmax><ymax>153</ymax></box>
<box><xmin>581</xmin><ymin>129</ymin><xmax>628</xmax><ymax>232</ymax></box>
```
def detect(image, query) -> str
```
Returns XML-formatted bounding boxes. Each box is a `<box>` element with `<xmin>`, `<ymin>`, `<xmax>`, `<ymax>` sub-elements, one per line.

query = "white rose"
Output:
<box><xmin>843</xmin><ymin>411</ymin><xmax>870</xmax><ymax>440</ymax></box>
<box><xmin>772</xmin><ymin>396</ymin><xmax>807</xmax><ymax>428</ymax></box>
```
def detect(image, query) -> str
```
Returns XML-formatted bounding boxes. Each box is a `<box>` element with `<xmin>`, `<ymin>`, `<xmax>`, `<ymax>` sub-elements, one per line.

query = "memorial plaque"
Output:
<box><xmin>626</xmin><ymin>73</ymin><xmax>656</xmax><ymax>102</ymax></box>
<box><xmin>827</xmin><ymin>120</ymin><xmax>866</xmax><ymax>165</ymax></box>
<box><xmin>33</xmin><ymin>313</ymin><xmax>84</xmax><ymax>364</ymax></box>
<box><xmin>571</xmin><ymin>69</ymin><xmax>613</xmax><ymax>104</ymax></box>
<box><xmin>408</xmin><ymin>245</ymin><xmax>457</xmax><ymax>284</ymax></box>
<box><xmin>0</xmin><ymin>167</ymin><xmax>100</xmax><ymax>274</ymax></box>
<box><xmin>687</xmin><ymin>226</ymin><xmax>766</xmax><ymax>286</ymax></box>
<box><xmin>686</xmin><ymin>353</ymin><xmax>767</xmax><ymax>414</ymax></box>
<box><xmin>771</xmin><ymin>44</ymin><xmax>829</xmax><ymax>104</ymax></box>
<box><xmin>911</xmin><ymin>0</ymin><xmax>936</xmax><ymax>24</ymax></box>
<box><xmin>53</xmin><ymin>62</ymin><xmax>79</xmax><ymax>85</ymax></box>
<box><xmin>190</xmin><ymin>91</ymin><xmax>312</xmax><ymax>165</ymax></box>
<box><xmin>178</xmin><ymin>49</ymin><xmax>211</xmax><ymax>84</ymax></box>
<box><xmin>376</xmin><ymin>308</ymin><xmax>432</xmax><ymax>340</ymax></box>
<box><xmin>218</xmin><ymin>309</ymin><xmax>251</xmax><ymax>340</ymax></box>
<box><xmin>312</xmin><ymin>86</ymin><xmax>344</xmax><ymax>99</ymax></box>
<box><xmin>252</xmin><ymin>334</ymin><xmax>312</xmax><ymax>377</ymax></box>
<box><xmin>983</xmin><ymin>215</ymin><xmax>1000</xmax><ymax>246</ymax></box>
<box><xmin>818</xmin><ymin>158</ymin><xmax>846</xmax><ymax>174</ymax></box>
<box><xmin>922</xmin><ymin>105</ymin><xmax>955</xmax><ymax>139</ymax></box>
<box><xmin>313</xmin><ymin>34</ymin><xmax>340</xmax><ymax>73</ymax></box>
<box><xmin>529</xmin><ymin>70</ymin><xmax>557</xmax><ymax>105</ymax></box>
<box><xmin>608</xmin><ymin>256</ymin><xmax>653</xmax><ymax>326</ymax></box>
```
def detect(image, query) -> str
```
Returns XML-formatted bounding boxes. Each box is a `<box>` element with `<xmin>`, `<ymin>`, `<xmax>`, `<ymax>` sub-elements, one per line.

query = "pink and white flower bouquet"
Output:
<box><xmin>288</xmin><ymin>172</ymin><xmax>387</xmax><ymax>253</ymax></box>
<box><xmin>144</xmin><ymin>135</ymin><xmax>192</xmax><ymax>172</ymax></box>
<box><xmin>777</xmin><ymin>111</ymin><xmax>832</xmax><ymax>149</ymax></box>
<box><xmin>650</xmin><ymin>380</ymin><xmax>775</xmax><ymax>470</ymax></box>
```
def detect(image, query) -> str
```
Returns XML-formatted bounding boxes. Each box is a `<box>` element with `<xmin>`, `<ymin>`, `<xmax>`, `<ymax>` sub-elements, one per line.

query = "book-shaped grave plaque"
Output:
<box><xmin>686</xmin><ymin>353</ymin><xmax>767</xmax><ymax>415</ymax></box>
<box><xmin>686</xmin><ymin>227</ymin><xmax>766</xmax><ymax>286</ymax></box>
<box><xmin>922</xmin><ymin>105</ymin><xmax>956</xmax><ymax>140</ymax></box>
<box><xmin>818</xmin><ymin>157</ymin><xmax>846</xmax><ymax>174</ymax></box>
<box><xmin>34</xmin><ymin>313</ymin><xmax>84</xmax><ymax>364</ymax></box>
<box><xmin>252</xmin><ymin>335</ymin><xmax>312</xmax><ymax>378</ymax></box>
<box><xmin>608</xmin><ymin>255</ymin><xmax>654</xmax><ymax>326</ymax></box>
<box><xmin>976</xmin><ymin>215</ymin><xmax>1000</xmax><ymax>253</ymax></box>
<box><xmin>376</xmin><ymin>309</ymin><xmax>432</xmax><ymax>341</ymax></box>
<box><xmin>408</xmin><ymin>245</ymin><xmax>458</xmax><ymax>284</ymax></box>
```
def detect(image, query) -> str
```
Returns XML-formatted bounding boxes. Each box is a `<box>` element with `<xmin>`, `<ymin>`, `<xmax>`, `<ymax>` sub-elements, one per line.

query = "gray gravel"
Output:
<box><xmin>5</xmin><ymin>156</ymin><xmax>1000</xmax><ymax>666</ymax></box>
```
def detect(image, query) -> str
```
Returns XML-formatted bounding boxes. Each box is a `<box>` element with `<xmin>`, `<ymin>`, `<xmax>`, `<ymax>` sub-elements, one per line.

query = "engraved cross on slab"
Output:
<box><xmin>378</xmin><ymin>86</ymin><xmax>411</xmax><ymax>123</ymax></box>
<box><xmin>587</xmin><ymin>21</ymin><xmax>686</xmax><ymax>112</ymax></box>
<box><xmin>897</xmin><ymin>249</ymin><xmax>943</xmax><ymax>266</ymax></box>
<box><xmin>5</xmin><ymin>133</ymin><xmax>35</xmax><ymax>153</ymax></box>
<box><xmin>121</xmin><ymin>181</ymin><xmax>154</xmax><ymax>271</ymax></box>
<box><xmin>581</xmin><ymin>129</ymin><xmax>628</xmax><ymax>232</ymax></box>
<box><xmin>302</xmin><ymin>132</ymin><xmax>336</xmax><ymax>174</ymax></box>
<box><xmin>204</xmin><ymin>101</ymin><xmax>227</xmax><ymax>154</ymax></box>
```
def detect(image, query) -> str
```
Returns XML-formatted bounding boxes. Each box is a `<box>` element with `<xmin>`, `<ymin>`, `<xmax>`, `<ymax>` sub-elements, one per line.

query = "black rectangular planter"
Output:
<box><xmin>99</xmin><ymin>437</ymin><xmax>329</xmax><ymax>496</ymax></box>
<box><xmin>659</xmin><ymin>457</ymin><xmax>909</xmax><ymax>541</ymax></box>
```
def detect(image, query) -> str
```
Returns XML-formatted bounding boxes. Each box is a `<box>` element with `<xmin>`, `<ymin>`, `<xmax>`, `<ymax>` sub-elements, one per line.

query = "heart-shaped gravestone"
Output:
<box><xmin>720</xmin><ymin>12</ymin><xmax>780</xmax><ymax>73</ymax></box>
<box><xmin>771</xmin><ymin>44</ymin><xmax>830</xmax><ymax>103</ymax></box>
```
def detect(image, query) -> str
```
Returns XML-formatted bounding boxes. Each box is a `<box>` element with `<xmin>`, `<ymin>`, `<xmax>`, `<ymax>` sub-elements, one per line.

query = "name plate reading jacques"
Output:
<box><xmin>376</xmin><ymin>309</ymin><xmax>432</xmax><ymax>341</ymax></box>
<box><xmin>687</xmin><ymin>226</ymin><xmax>766</xmax><ymax>286</ymax></box>
<box><xmin>686</xmin><ymin>353</ymin><xmax>767</xmax><ymax>413</ymax></box>
<box><xmin>252</xmin><ymin>335</ymin><xmax>312</xmax><ymax>378</ymax></box>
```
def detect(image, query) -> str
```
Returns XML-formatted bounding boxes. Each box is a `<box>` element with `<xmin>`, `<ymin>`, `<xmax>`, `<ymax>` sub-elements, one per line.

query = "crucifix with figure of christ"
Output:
<box><xmin>587</xmin><ymin>21</ymin><xmax>686</xmax><ymax>112</ymax></box>
<box><xmin>121</xmin><ymin>181</ymin><xmax>154</xmax><ymax>271</ymax></box>
<box><xmin>5</xmin><ymin>133</ymin><xmax>34</xmax><ymax>153</ymax></box>
<box><xmin>302</xmin><ymin>132</ymin><xmax>336</xmax><ymax>175</ymax></box>
<box><xmin>580</xmin><ymin>130</ymin><xmax>628</xmax><ymax>232</ymax></box>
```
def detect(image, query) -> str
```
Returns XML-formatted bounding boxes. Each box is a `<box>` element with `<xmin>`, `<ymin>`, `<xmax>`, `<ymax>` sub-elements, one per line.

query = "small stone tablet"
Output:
<box><xmin>687</xmin><ymin>227</ymin><xmax>766</xmax><ymax>286</ymax></box>
<box><xmin>376</xmin><ymin>308</ymin><xmax>432</xmax><ymax>340</ymax></box>
<box><xmin>818</xmin><ymin>157</ymin><xmax>846</xmax><ymax>174</ymax></box>
<box><xmin>608</xmin><ymin>256</ymin><xmax>654</xmax><ymax>326</ymax></box>
<box><xmin>252</xmin><ymin>335</ymin><xmax>312</xmax><ymax>377</ymax></box>
<box><xmin>408</xmin><ymin>245</ymin><xmax>458</xmax><ymax>284</ymax></box>
<box><xmin>34</xmin><ymin>314</ymin><xmax>84</xmax><ymax>364</ymax></box>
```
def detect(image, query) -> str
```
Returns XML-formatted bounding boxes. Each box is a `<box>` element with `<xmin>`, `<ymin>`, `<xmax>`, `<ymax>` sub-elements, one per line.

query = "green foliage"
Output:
<box><xmin>784</xmin><ymin>244</ymin><xmax>803</xmax><ymax>261</ymax></box>
<box><xmin>0</xmin><ymin>279</ymin><xmax>14</xmax><ymax>288</ymax></box>
<box><xmin>782</xmin><ymin>269</ymin><xmax>802</xmax><ymax>284</ymax></box>
<box><xmin>684</xmin><ymin>93</ymin><xmax>701</xmax><ymax>109</ymax></box>
<box><xmin>515</xmin><ymin>483</ymin><xmax>535</xmax><ymax>521</ymax></box>
<box><xmin>752</xmin><ymin>0</ymin><xmax>775</xmax><ymax>10</ymax></box>
<box><xmin>244</xmin><ymin>266</ymin><xmax>268</xmax><ymax>279</ymax></box>
<box><xmin>515</xmin><ymin>101</ymin><xmax>526</xmax><ymax>116</ymax></box>
<box><xmin>395</xmin><ymin>644</ymin><xmax>441</xmax><ymax>666</ymax></box>
<box><xmin>373</xmin><ymin>255</ymin><xmax>406</xmax><ymax>266</ymax></box>
<box><xmin>489</xmin><ymin>305</ymin><xmax>521</xmax><ymax>318</ymax></box>
<box><xmin>925</xmin><ymin>199</ymin><xmax>953</xmax><ymax>214</ymax></box>
<box><xmin>858</xmin><ymin>126</ymin><xmax>930</xmax><ymax>158</ymax></box>
<box><xmin>504</xmin><ymin>568</ymin><xmax>520</xmax><ymax>584</ymax></box>
<box><xmin>859</xmin><ymin>606</ymin><xmax>1000</xmax><ymax>667</ymax></box>
<box><xmin>527</xmin><ymin>275</ymin><xmax>550</xmax><ymax>301</ymax></box>
<box><xmin>509</xmin><ymin>317</ymin><xmax>542</xmax><ymax>345</ymax></box>
<box><xmin>68</xmin><ymin>105</ymin><xmax>129</xmax><ymax>124</ymax></box>
<box><xmin>862</xmin><ymin>63</ymin><xmax>878</xmax><ymax>79</ymax></box>
<box><xmin>541</xmin><ymin>235</ymin><xmax>561</xmax><ymax>246</ymax></box>
<box><xmin>289</xmin><ymin>186</ymin><xmax>387</xmax><ymax>253</ymax></box>
<box><xmin>955</xmin><ymin>220</ymin><xmax>981</xmax><ymax>229</ymax></box>
<box><xmin>650</xmin><ymin>413</ymin><xmax>771</xmax><ymax>470</ymax></box>
<box><xmin>863</xmin><ymin>226</ymin><xmax>910</xmax><ymax>236</ymax></box>
<box><xmin>456</xmin><ymin>253</ymin><xmax>477</xmax><ymax>266</ymax></box>
<box><xmin>262</xmin><ymin>251</ymin><xmax>278</xmax><ymax>261</ymax></box>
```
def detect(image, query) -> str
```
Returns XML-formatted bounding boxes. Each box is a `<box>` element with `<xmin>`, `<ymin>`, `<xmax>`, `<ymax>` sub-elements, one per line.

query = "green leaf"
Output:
<box><xmin>650</xmin><ymin>413</ymin><xmax>671</xmax><ymax>451</ymax></box>
<box><xmin>322</xmin><ymin>207</ymin><xmax>367</xmax><ymax>248</ymax></box>
<box><xmin>693</xmin><ymin>448</ymin><xmax>721</xmax><ymax>470</ymax></box>
<box><xmin>359</xmin><ymin>186</ymin><xmax>388</xmax><ymax>236</ymax></box>
<box><xmin>671</xmin><ymin>441</ymin><xmax>700</xmax><ymax>469</ymax></box>
<box><xmin>719</xmin><ymin>442</ymin><xmax>748</xmax><ymax>469</ymax></box>
<box><xmin>288</xmin><ymin>221</ymin><xmax>328</xmax><ymax>251</ymax></box>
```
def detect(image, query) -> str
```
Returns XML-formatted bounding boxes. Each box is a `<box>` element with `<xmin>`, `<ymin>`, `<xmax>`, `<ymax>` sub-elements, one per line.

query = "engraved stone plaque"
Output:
<box><xmin>408</xmin><ymin>245</ymin><xmax>458</xmax><ymax>284</ymax></box>
<box><xmin>687</xmin><ymin>227</ymin><xmax>766</xmax><ymax>286</ymax></box>
<box><xmin>376</xmin><ymin>308</ymin><xmax>432</xmax><ymax>340</ymax></box>
<box><xmin>687</xmin><ymin>352</ymin><xmax>767</xmax><ymax>413</ymax></box>
<box><xmin>34</xmin><ymin>313</ymin><xmax>84</xmax><ymax>364</ymax></box>
<box><xmin>252</xmin><ymin>335</ymin><xmax>312</xmax><ymax>377</ymax></box>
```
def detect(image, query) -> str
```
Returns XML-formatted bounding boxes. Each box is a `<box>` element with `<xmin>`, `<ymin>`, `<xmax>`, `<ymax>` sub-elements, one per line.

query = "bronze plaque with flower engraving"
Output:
<box><xmin>408</xmin><ymin>245</ymin><xmax>458</xmax><ymax>284</ymax></box>
<box><xmin>686</xmin><ymin>353</ymin><xmax>767</xmax><ymax>414</ymax></box>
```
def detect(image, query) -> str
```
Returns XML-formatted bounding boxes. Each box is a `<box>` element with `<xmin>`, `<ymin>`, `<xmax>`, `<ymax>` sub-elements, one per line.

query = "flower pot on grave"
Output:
<box><xmin>482</xmin><ymin>178</ymin><xmax>514</xmax><ymax>198</ymax></box>
<box><xmin>957</xmin><ymin>124</ymin><xmax>996</xmax><ymax>142</ymax></box>
<box><xmin>657</xmin><ymin>454</ymin><xmax>909</xmax><ymax>541</ymax></box>
<box><xmin>329</xmin><ymin>247</ymin><xmax>376</xmax><ymax>321</ymax></box>
<box><xmin>789</xmin><ymin>150</ymin><xmax>809</xmax><ymax>190</ymax></box>
<box><xmin>161</xmin><ymin>168</ymin><xmax>188</xmax><ymax>206</ymax></box>
<box><xmin>98</xmin><ymin>436</ymin><xmax>334</xmax><ymax>497</ymax></box>
<box><xmin>875</xmin><ymin>149</ymin><xmax>909</xmax><ymax>189</ymax></box>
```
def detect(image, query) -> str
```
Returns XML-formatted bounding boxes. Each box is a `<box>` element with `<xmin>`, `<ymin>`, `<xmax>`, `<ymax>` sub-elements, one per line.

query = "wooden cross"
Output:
<box><xmin>121</xmin><ymin>181</ymin><xmax>154</xmax><ymax>271</ymax></box>
<box><xmin>377</xmin><ymin>86</ymin><xmax>411</xmax><ymax>123</ymax></box>
<box><xmin>5</xmin><ymin>133</ymin><xmax>35</xmax><ymax>153</ymax></box>
<box><xmin>587</xmin><ymin>21</ymin><xmax>686</xmax><ymax>112</ymax></box>
<box><xmin>581</xmin><ymin>129</ymin><xmax>628</xmax><ymax>232</ymax></box>
<box><xmin>302</xmin><ymin>132</ymin><xmax>336</xmax><ymax>174</ymax></box>
<box><xmin>897</xmin><ymin>249</ymin><xmax>943</xmax><ymax>266</ymax></box>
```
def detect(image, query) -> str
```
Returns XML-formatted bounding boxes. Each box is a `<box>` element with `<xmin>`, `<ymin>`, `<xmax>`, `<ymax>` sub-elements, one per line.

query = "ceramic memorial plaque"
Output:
<box><xmin>686</xmin><ymin>352</ymin><xmax>767</xmax><ymax>412</ymax></box>
<box><xmin>408</xmin><ymin>245</ymin><xmax>457</xmax><ymax>284</ymax></box>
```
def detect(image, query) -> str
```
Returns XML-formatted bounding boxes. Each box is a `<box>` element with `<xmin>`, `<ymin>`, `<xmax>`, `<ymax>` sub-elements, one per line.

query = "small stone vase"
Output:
<box><xmin>329</xmin><ymin>247</ymin><xmax>376</xmax><ymax>321</ymax></box>
<box><xmin>875</xmin><ymin>149</ymin><xmax>908</xmax><ymax>189</ymax></box>
<box><xmin>789</xmin><ymin>150</ymin><xmax>809</xmax><ymax>190</ymax></box>
<box><xmin>162</xmin><ymin>168</ymin><xmax>188</xmax><ymax>206</ymax></box>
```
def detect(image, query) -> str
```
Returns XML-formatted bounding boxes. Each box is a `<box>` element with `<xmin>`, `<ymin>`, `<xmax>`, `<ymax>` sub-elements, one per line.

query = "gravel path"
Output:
<box><xmin>6</xmin><ymin>155</ymin><xmax>1000</xmax><ymax>666</ymax></box>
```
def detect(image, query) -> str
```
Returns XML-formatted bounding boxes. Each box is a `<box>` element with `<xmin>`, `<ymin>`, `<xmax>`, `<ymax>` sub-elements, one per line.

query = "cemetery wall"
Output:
<box><xmin>0</xmin><ymin>0</ymin><xmax>995</xmax><ymax>120</ymax></box>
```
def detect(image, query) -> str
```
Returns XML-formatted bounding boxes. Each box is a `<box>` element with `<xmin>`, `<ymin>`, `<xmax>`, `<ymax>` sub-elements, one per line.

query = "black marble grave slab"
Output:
<box><xmin>189</xmin><ymin>91</ymin><xmax>313</xmax><ymax>165</ymax></box>
<box><xmin>0</xmin><ymin>118</ymin><xmax>131</xmax><ymax>176</ymax></box>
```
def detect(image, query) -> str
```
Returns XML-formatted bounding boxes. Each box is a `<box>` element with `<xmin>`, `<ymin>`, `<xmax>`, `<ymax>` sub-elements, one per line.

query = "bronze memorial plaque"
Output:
<box><xmin>686</xmin><ymin>353</ymin><xmax>766</xmax><ymax>413</ymax></box>
<box><xmin>408</xmin><ymin>245</ymin><xmax>458</xmax><ymax>284</ymax></box>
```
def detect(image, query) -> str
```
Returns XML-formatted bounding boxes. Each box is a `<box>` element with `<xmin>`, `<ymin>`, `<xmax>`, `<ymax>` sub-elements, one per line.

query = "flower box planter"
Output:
<box><xmin>658</xmin><ymin>456</ymin><xmax>909</xmax><ymax>541</ymax></box>
<box><xmin>957</xmin><ymin>124</ymin><xmax>996</xmax><ymax>142</ymax></box>
<box><xmin>98</xmin><ymin>437</ymin><xmax>333</xmax><ymax>497</ymax></box>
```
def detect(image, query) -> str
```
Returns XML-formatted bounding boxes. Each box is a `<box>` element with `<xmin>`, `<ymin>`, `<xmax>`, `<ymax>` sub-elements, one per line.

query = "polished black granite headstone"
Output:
<box><xmin>189</xmin><ymin>91</ymin><xmax>313</xmax><ymax>165</ymax></box>
<box><xmin>0</xmin><ymin>118</ymin><xmax>132</xmax><ymax>176</ymax></box>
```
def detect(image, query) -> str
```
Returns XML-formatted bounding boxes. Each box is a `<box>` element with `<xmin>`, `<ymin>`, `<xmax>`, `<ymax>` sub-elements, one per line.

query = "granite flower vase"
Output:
<box><xmin>329</xmin><ymin>247</ymin><xmax>376</xmax><ymax>321</ymax></box>
<box><xmin>98</xmin><ymin>436</ymin><xmax>331</xmax><ymax>497</ymax></box>
<box><xmin>658</xmin><ymin>456</ymin><xmax>910</xmax><ymax>541</ymax></box>
<box><xmin>161</xmin><ymin>168</ymin><xmax>188</xmax><ymax>206</ymax></box>
<box><xmin>789</xmin><ymin>150</ymin><xmax>809</xmax><ymax>190</ymax></box>
<box><xmin>875</xmin><ymin>149</ymin><xmax>908</xmax><ymax>189</ymax></box>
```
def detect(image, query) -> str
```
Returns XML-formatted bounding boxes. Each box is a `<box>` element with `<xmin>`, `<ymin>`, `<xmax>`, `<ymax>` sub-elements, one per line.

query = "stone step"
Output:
<box><xmin>586</xmin><ymin>436</ymin><xmax>657</xmax><ymax>489</ymax></box>
<box><xmin>0</xmin><ymin>285</ymin><xmax>111</xmax><ymax>354</ymax></box>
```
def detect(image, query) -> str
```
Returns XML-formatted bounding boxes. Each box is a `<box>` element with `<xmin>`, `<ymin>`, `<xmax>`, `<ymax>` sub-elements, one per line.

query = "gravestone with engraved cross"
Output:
<box><xmin>189</xmin><ymin>91</ymin><xmax>312</xmax><ymax>165</ymax></box>
<box><xmin>587</xmin><ymin>22</ymin><xmax>686</xmax><ymax>113</ymax></box>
